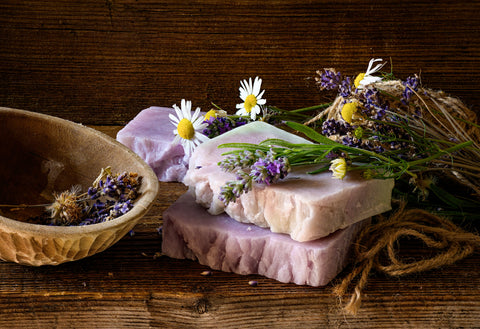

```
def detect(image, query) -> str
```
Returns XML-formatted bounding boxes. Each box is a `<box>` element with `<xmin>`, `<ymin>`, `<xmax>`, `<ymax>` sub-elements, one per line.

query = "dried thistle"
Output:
<box><xmin>46</xmin><ymin>185</ymin><xmax>84</xmax><ymax>225</ymax></box>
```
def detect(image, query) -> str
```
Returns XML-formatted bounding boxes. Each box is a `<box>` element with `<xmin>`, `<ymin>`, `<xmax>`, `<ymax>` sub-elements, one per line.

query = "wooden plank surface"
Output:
<box><xmin>0</xmin><ymin>168</ymin><xmax>479</xmax><ymax>328</ymax></box>
<box><xmin>1</xmin><ymin>1</ymin><xmax>480</xmax><ymax>328</ymax></box>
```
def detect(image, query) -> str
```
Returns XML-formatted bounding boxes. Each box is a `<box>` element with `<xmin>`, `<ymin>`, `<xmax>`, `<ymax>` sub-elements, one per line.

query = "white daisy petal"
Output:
<box><xmin>172</xmin><ymin>135</ymin><xmax>181</xmax><ymax>145</ymax></box>
<box><xmin>247</xmin><ymin>77</ymin><xmax>253</xmax><ymax>94</ymax></box>
<box><xmin>257</xmin><ymin>89</ymin><xmax>265</xmax><ymax>100</ymax></box>
<box><xmin>250</xmin><ymin>106</ymin><xmax>260</xmax><ymax>120</ymax></box>
<box><xmin>240</xmin><ymin>79</ymin><xmax>248</xmax><ymax>91</ymax></box>
<box><xmin>252</xmin><ymin>77</ymin><xmax>262</xmax><ymax>95</ymax></box>
<box><xmin>197</xmin><ymin>133</ymin><xmax>210</xmax><ymax>142</ymax></box>
<box><xmin>365</xmin><ymin>58</ymin><xmax>384</xmax><ymax>75</ymax></box>
<box><xmin>239</xmin><ymin>89</ymin><xmax>249</xmax><ymax>101</ymax></box>
<box><xmin>173</xmin><ymin>104</ymin><xmax>182</xmax><ymax>119</ymax></box>
<box><xmin>182</xmin><ymin>99</ymin><xmax>192</xmax><ymax>120</ymax></box>
<box><xmin>169</xmin><ymin>113</ymin><xmax>180</xmax><ymax>124</ymax></box>
<box><xmin>193</xmin><ymin>138</ymin><xmax>204</xmax><ymax>146</ymax></box>
<box><xmin>192</xmin><ymin>120</ymin><xmax>207</xmax><ymax>130</ymax></box>
<box><xmin>360</xmin><ymin>76</ymin><xmax>382</xmax><ymax>87</ymax></box>
<box><xmin>191</xmin><ymin>106</ymin><xmax>202</xmax><ymax>123</ymax></box>
<box><xmin>236</xmin><ymin>108</ymin><xmax>247</xmax><ymax>116</ymax></box>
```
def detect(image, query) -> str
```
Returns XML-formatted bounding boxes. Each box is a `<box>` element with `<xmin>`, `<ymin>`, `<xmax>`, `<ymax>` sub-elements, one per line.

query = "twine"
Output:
<box><xmin>333</xmin><ymin>204</ymin><xmax>480</xmax><ymax>315</ymax></box>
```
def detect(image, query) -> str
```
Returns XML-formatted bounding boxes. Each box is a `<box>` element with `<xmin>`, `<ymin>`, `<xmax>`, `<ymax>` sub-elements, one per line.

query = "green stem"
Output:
<box><xmin>407</xmin><ymin>141</ymin><xmax>473</xmax><ymax>167</ymax></box>
<box><xmin>290</xmin><ymin>103</ymin><xmax>332</xmax><ymax>113</ymax></box>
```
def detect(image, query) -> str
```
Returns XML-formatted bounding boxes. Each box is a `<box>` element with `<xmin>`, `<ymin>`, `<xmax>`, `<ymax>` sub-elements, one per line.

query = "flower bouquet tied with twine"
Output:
<box><xmin>311</xmin><ymin>59</ymin><xmax>480</xmax><ymax>200</ymax></box>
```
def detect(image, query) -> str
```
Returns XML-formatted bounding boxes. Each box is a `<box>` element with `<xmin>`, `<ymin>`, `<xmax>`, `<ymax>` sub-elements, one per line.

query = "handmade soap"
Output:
<box><xmin>117</xmin><ymin>107</ymin><xmax>193</xmax><ymax>182</ymax></box>
<box><xmin>162</xmin><ymin>193</ymin><xmax>370</xmax><ymax>287</ymax></box>
<box><xmin>184</xmin><ymin>121</ymin><xmax>394</xmax><ymax>242</ymax></box>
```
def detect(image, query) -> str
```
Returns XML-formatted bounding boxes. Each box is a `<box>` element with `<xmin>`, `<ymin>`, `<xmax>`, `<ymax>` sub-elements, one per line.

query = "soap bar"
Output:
<box><xmin>184</xmin><ymin>121</ymin><xmax>394</xmax><ymax>241</ymax></box>
<box><xmin>117</xmin><ymin>107</ymin><xmax>192</xmax><ymax>182</ymax></box>
<box><xmin>162</xmin><ymin>193</ymin><xmax>370</xmax><ymax>287</ymax></box>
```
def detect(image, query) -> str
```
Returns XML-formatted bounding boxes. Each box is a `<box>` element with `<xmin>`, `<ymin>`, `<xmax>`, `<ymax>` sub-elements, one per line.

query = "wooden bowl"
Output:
<box><xmin>0</xmin><ymin>107</ymin><xmax>159</xmax><ymax>266</ymax></box>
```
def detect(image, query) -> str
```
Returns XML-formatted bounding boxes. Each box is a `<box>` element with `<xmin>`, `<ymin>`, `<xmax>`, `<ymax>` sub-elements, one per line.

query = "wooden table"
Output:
<box><xmin>1</xmin><ymin>1</ymin><xmax>479</xmax><ymax>328</ymax></box>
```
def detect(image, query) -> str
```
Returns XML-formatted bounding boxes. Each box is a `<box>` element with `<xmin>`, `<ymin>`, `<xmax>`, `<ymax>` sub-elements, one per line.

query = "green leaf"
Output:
<box><xmin>285</xmin><ymin>121</ymin><xmax>337</xmax><ymax>145</ymax></box>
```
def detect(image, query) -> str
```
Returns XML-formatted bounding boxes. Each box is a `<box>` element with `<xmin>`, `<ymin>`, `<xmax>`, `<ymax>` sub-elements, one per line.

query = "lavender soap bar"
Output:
<box><xmin>117</xmin><ymin>107</ymin><xmax>194</xmax><ymax>182</ymax></box>
<box><xmin>162</xmin><ymin>193</ymin><xmax>370</xmax><ymax>286</ymax></box>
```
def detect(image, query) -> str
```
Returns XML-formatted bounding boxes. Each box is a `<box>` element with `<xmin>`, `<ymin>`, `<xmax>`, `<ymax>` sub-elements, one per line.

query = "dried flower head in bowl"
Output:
<box><xmin>0</xmin><ymin>107</ymin><xmax>159</xmax><ymax>266</ymax></box>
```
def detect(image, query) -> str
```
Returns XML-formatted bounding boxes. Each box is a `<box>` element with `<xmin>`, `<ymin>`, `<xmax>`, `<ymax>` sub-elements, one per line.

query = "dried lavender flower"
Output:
<box><xmin>401</xmin><ymin>75</ymin><xmax>420</xmax><ymax>104</ymax></box>
<box><xmin>203</xmin><ymin>116</ymin><xmax>250</xmax><ymax>138</ymax></box>
<box><xmin>317</xmin><ymin>68</ymin><xmax>342</xmax><ymax>90</ymax></box>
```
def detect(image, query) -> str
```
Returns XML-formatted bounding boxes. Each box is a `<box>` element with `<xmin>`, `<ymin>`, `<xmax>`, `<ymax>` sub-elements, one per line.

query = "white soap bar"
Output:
<box><xmin>184</xmin><ymin>121</ymin><xmax>394</xmax><ymax>242</ymax></box>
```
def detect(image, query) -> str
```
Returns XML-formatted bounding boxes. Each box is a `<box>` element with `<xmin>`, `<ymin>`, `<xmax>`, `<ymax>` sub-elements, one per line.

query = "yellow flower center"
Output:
<box><xmin>341</xmin><ymin>102</ymin><xmax>358</xmax><ymax>124</ymax></box>
<box><xmin>204</xmin><ymin>109</ymin><xmax>217</xmax><ymax>121</ymax></box>
<box><xmin>354</xmin><ymin>73</ymin><xmax>366</xmax><ymax>88</ymax></box>
<box><xmin>244</xmin><ymin>94</ymin><xmax>257</xmax><ymax>113</ymax></box>
<box><xmin>177</xmin><ymin>118</ymin><xmax>195</xmax><ymax>140</ymax></box>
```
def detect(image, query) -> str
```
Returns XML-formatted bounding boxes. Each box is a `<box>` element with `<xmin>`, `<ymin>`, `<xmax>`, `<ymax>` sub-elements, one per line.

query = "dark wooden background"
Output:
<box><xmin>1</xmin><ymin>1</ymin><xmax>479</xmax><ymax>328</ymax></box>
<box><xmin>1</xmin><ymin>0</ymin><xmax>479</xmax><ymax>125</ymax></box>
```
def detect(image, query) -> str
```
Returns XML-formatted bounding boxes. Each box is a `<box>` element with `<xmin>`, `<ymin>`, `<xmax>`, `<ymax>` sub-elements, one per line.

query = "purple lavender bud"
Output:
<box><xmin>250</xmin><ymin>151</ymin><xmax>290</xmax><ymax>185</ymax></box>
<box><xmin>401</xmin><ymin>75</ymin><xmax>419</xmax><ymax>104</ymax></box>
<box><xmin>321</xmin><ymin>119</ymin><xmax>351</xmax><ymax>136</ymax></box>
<box><xmin>319</xmin><ymin>69</ymin><xmax>342</xmax><ymax>90</ymax></box>
<box><xmin>339</xmin><ymin>77</ymin><xmax>352</xmax><ymax>98</ymax></box>
<box><xmin>87</xmin><ymin>187</ymin><xmax>99</xmax><ymax>199</ymax></box>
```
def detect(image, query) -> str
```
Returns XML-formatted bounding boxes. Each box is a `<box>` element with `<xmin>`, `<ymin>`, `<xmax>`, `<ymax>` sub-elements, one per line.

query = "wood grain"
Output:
<box><xmin>0</xmin><ymin>178</ymin><xmax>478</xmax><ymax>328</ymax></box>
<box><xmin>1</xmin><ymin>1</ymin><xmax>480</xmax><ymax>327</ymax></box>
<box><xmin>0</xmin><ymin>1</ymin><xmax>479</xmax><ymax>125</ymax></box>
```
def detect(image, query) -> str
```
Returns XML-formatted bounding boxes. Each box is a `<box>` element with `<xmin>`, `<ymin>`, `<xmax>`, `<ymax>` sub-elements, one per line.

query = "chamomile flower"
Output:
<box><xmin>204</xmin><ymin>109</ymin><xmax>227</xmax><ymax>121</ymax></box>
<box><xmin>329</xmin><ymin>158</ymin><xmax>347</xmax><ymax>180</ymax></box>
<box><xmin>341</xmin><ymin>102</ymin><xmax>358</xmax><ymax>124</ymax></box>
<box><xmin>236</xmin><ymin>76</ymin><xmax>266</xmax><ymax>120</ymax></box>
<box><xmin>169</xmin><ymin>99</ymin><xmax>209</xmax><ymax>156</ymax></box>
<box><xmin>354</xmin><ymin>58</ymin><xmax>386</xmax><ymax>89</ymax></box>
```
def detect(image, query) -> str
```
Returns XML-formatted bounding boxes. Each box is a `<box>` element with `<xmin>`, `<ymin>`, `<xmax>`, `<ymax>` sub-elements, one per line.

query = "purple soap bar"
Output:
<box><xmin>162</xmin><ymin>193</ymin><xmax>370</xmax><ymax>287</ymax></box>
<box><xmin>117</xmin><ymin>107</ymin><xmax>190</xmax><ymax>182</ymax></box>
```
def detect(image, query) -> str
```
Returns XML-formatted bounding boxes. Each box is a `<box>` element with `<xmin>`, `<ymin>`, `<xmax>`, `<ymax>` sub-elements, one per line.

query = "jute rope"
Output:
<box><xmin>333</xmin><ymin>204</ymin><xmax>480</xmax><ymax>315</ymax></box>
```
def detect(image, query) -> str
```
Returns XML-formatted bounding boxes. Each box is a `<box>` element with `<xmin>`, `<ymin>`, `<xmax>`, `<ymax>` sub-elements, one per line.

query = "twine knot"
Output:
<box><xmin>333</xmin><ymin>204</ymin><xmax>480</xmax><ymax>315</ymax></box>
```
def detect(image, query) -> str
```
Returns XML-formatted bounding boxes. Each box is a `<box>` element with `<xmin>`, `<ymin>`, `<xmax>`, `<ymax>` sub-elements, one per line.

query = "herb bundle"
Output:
<box><xmin>211</xmin><ymin>60</ymin><xmax>480</xmax><ymax>223</ymax></box>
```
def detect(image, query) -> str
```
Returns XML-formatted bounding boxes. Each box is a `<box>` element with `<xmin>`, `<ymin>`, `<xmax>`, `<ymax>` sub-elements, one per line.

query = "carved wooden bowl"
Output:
<box><xmin>0</xmin><ymin>107</ymin><xmax>159</xmax><ymax>266</ymax></box>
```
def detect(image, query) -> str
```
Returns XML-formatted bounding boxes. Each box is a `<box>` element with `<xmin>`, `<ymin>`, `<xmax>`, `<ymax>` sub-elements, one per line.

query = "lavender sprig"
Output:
<box><xmin>316</xmin><ymin>68</ymin><xmax>353</xmax><ymax>97</ymax></box>
<box><xmin>218</xmin><ymin>149</ymin><xmax>291</xmax><ymax>204</ymax></box>
<box><xmin>401</xmin><ymin>75</ymin><xmax>419</xmax><ymax>104</ymax></box>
